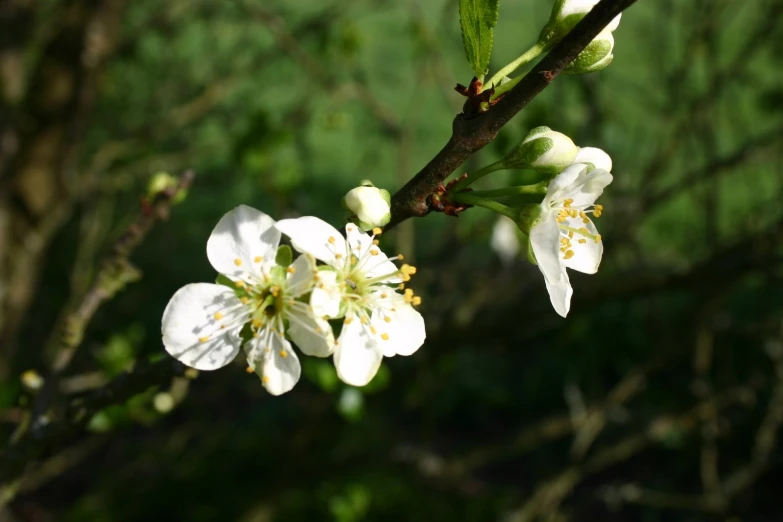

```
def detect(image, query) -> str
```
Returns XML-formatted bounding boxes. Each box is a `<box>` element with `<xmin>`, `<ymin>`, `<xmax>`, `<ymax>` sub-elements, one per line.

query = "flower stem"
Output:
<box><xmin>450</xmin><ymin>192</ymin><xmax>518</xmax><ymax>220</ymax></box>
<box><xmin>485</xmin><ymin>42</ymin><xmax>545</xmax><ymax>91</ymax></box>
<box><xmin>450</xmin><ymin>159</ymin><xmax>506</xmax><ymax>192</ymax></box>
<box><xmin>468</xmin><ymin>182</ymin><xmax>548</xmax><ymax>198</ymax></box>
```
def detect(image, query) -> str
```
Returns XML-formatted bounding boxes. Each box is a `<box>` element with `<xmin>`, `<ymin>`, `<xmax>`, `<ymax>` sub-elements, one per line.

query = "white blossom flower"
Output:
<box><xmin>505</xmin><ymin>127</ymin><xmax>579</xmax><ymax>174</ymax></box>
<box><xmin>491</xmin><ymin>217</ymin><xmax>521</xmax><ymax>265</ymax></box>
<box><xmin>575</xmin><ymin>147</ymin><xmax>612</xmax><ymax>172</ymax></box>
<box><xmin>529</xmin><ymin>163</ymin><xmax>612</xmax><ymax>317</ymax></box>
<box><xmin>161</xmin><ymin>205</ymin><xmax>334</xmax><ymax>395</ymax></box>
<box><xmin>275</xmin><ymin>217</ymin><xmax>425</xmax><ymax>387</ymax></box>
<box><xmin>343</xmin><ymin>184</ymin><xmax>392</xmax><ymax>231</ymax></box>
<box><xmin>541</xmin><ymin>0</ymin><xmax>622</xmax><ymax>50</ymax></box>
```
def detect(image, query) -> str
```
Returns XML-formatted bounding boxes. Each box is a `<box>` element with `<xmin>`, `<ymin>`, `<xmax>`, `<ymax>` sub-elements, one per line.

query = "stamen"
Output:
<box><xmin>563</xmin><ymin>250</ymin><xmax>575</xmax><ymax>260</ymax></box>
<box><xmin>381</xmin><ymin>333</ymin><xmax>389</xmax><ymax>341</ymax></box>
<box><xmin>563</xmin><ymin>198</ymin><xmax>573</xmax><ymax>208</ymax></box>
<box><xmin>372</xmin><ymin>239</ymin><xmax>380</xmax><ymax>246</ymax></box>
<box><xmin>254</xmin><ymin>256</ymin><xmax>263</xmax><ymax>263</ymax></box>
<box><xmin>279</xmin><ymin>350</ymin><xmax>288</xmax><ymax>358</ymax></box>
<box><xmin>412</xmin><ymin>296</ymin><xmax>421</xmax><ymax>306</ymax></box>
<box><xmin>344</xmin><ymin>317</ymin><xmax>354</xmax><ymax>325</ymax></box>
<box><xmin>578</xmin><ymin>238</ymin><xmax>587</xmax><ymax>244</ymax></box>
<box><xmin>262</xmin><ymin>375</ymin><xmax>270</xmax><ymax>383</ymax></box>
<box><xmin>245</xmin><ymin>366</ymin><xmax>254</xmax><ymax>374</ymax></box>
<box><xmin>234</xmin><ymin>258</ymin><xmax>243</xmax><ymax>266</ymax></box>
<box><xmin>214</xmin><ymin>312</ymin><xmax>223</xmax><ymax>320</ymax></box>
<box><xmin>594</xmin><ymin>234</ymin><xmax>602</xmax><ymax>243</ymax></box>
<box><xmin>235</xmin><ymin>280</ymin><xmax>245</xmax><ymax>289</ymax></box>
<box><xmin>372</xmin><ymin>227</ymin><xmax>383</xmax><ymax>236</ymax></box>
<box><xmin>384</xmin><ymin>316</ymin><xmax>391</xmax><ymax>323</ymax></box>
<box><xmin>241</xmin><ymin>297</ymin><xmax>250</xmax><ymax>304</ymax></box>
<box><xmin>198</xmin><ymin>336</ymin><xmax>209</xmax><ymax>343</ymax></box>
<box><xmin>286</xmin><ymin>266</ymin><xmax>296</xmax><ymax>274</ymax></box>
<box><xmin>328</xmin><ymin>236</ymin><xmax>336</xmax><ymax>244</ymax></box>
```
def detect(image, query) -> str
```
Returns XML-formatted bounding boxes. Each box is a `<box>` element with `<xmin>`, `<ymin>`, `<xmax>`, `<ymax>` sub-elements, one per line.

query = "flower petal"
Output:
<box><xmin>161</xmin><ymin>283</ymin><xmax>246</xmax><ymax>370</ymax></box>
<box><xmin>530</xmin><ymin>212</ymin><xmax>573</xmax><ymax>317</ymax></box>
<box><xmin>286</xmin><ymin>253</ymin><xmax>317</xmax><ymax>298</ymax></box>
<box><xmin>557</xmin><ymin>168</ymin><xmax>613</xmax><ymax>209</ymax></box>
<box><xmin>276</xmin><ymin>217</ymin><xmax>347</xmax><ymax>268</ymax></box>
<box><xmin>562</xmin><ymin>216</ymin><xmax>603</xmax><ymax>274</ymax></box>
<box><xmin>345</xmin><ymin>224</ymin><xmax>401</xmax><ymax>283</ymax></box>
<box><xmin>574</xmin><ymin>147</ymin><xmax>612</xmax><ymax>173</ymax></box>
<box><xmin>246</xmin><ymin>329</ymin><xmax>301</xmax><ymax>395</ymax></box>
<box><xmin>370</xmin><ymin>290</ymin><xmax>425</xmax><ymax>357</ymax></box>
<box><xmin>287</xmin><ymin>306</ymin><xmax>335</xmax><ymax>357</ymax></box>
<box><xmin>206</xmin><ymin>205</ymin><xmax>279</xmax><ymax>279</ymax></box>
<box><xmin>334</xmin><ymin>314</ymin><xmax>383</xmax><ymax>386</ymax></box>
<box><xmin>311</xmin><ymin>269</ymin><xmax>343</xmax><ymax>318</ymax></box>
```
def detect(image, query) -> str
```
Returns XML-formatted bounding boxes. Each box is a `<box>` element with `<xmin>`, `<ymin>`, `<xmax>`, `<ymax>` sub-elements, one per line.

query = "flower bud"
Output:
<box><xmin>342</xmin><ymin>182</ymin><xmax>391</xmax><ymax>231</ymax></box>
<box><xmin>563</xmin><ymin>31</ymin><xmax>614</xmax><ymax>74</ymax></box>
<box><xmin>539</xmin><ymin>0</ymin><xmax>621</xmax><ymax>48</ymax></box>
<box><xmin>503</xmin><ymin>127</ymin><xmax>579</xmax><ymax>174</ymax></box>
<box><xmin>574</xmin><ymin>146</ymin><xmax>612</xmax><ymax>172</ymax></box>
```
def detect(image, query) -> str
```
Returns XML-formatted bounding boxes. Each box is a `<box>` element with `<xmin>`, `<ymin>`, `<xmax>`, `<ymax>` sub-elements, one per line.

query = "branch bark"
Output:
<box><xmin>386</xmin><ymin>0</ymin><xmax>639</xmax><ymax>229</ymax></box>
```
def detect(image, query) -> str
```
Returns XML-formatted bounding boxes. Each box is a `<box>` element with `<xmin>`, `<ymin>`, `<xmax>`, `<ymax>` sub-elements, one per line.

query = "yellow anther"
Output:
<box><xmin>560</xmin><ymin>238</ymin><xmax>568</xmax><ymax>245</ymax></box>
<box><xmin>344</xmin><ymin>317</ymin><xmax>354</xmax><ymax>325</ymax></box>
<box><xmin>568</xmin><ymin>209</ymin><xmax>577</xmax><ymax>218</ymax></box>
<box><xmin>402</xmin><ymin>274</ymin><xmax>411</xmax><ymax>282</ymax></box>
<box><xmin>381</xmin><ymin>333</ymin><xmax>390</xmax><ymax>341</ymax></box>
<box><xmin>404</xmin><ymin>288</ymin><xmax>414</xmax><ymax>297</ymax></box>
<box><xmin>400</xmin><ymin>264</ymin><xmax>417</xmax><ymax>275</ymax></box>
<box><xmin>583</xmin><ymin>218</ymin><xmax>590</xmax><ymax>224</ymax></box>
<box><xmin>286</xmin><ymin>266</ymin><xmax>296</xmax><ymax>274</ymax></box>
<box><xmin>328</xmin><ymin>236</ymin><xmax>336</xmax><ymax>244</ymax></box>
<box><xmin>579</xmin><ymin>227</ymin><xmax>589</xmax><ymax>234</ymax></box>
<box><xmin>579</xmin><ymin>210</ymin><xmax>587</xmax><ymax>219</ymax></box>
<box><xmin>369</xmin><ymin>249</ymin><xmax>379</xmax><ymax>256</ymax></box>
<box><xmin>595</xmin><ymin>204</ymin><xmax>603</xmax><ymax>212</ymax></box>
<box><xmin>373</xmin><ymin>239</ymin><xmax>380</xmax><ymax>245</ymax></box>
<box><xmin>279</xmin><ymin>350</ymin><xmax>288</xmax><ymax>358</ymax></box>
<box><xmin>234</xmin><ymin>280</ymin><xmax>245</xmax><ymax>288</ymax></box>
<box><xmin>372</xmin><ymin>227</ymin><xmax>383</xmax><ymax>235</ymax></box>
<box><xmin>271</xmin><ymin>286</ymin><xmax>280</xmax><ymax>297</ymax></box>
<box><xmin>234</xmin><ymin>258</ymin><xmax>243</xmax><ymax>266</ymax></box>
<box><xmin>335</xmin><ymin>253</ymin><xmax>343</xmax><ymax>259</ymax></box>
<box><xmin>262</xmin><ymin>375</ymin><xmax>270</xmax><ymax>383</ymax></box>
<box><xmin>198</xmin><ymin>336</ymin><xmax>209</xmax><ymax>343</ymax></box>
<box><xmin>594</xmin><ymin>234</ymin><xmax>602</xmax><ymax>243</ymax></box>
<box><xmin>383</xmin><ymin>317</ymin><xmax>392</xmax><ymax>324</ymax></box>
<box><xmin>246</xmin><ymin>366</ymin><xmax>254</xmax><ymax>374</ymax></box>
<box><xmin>560</xmin><ymin>246</ymin><xmax>568</xmax><ymax>253</ymax></box>
<box><xmin>578</xmin><ymin>238</ymin><xmax>587</xmax><ymax>244</ymax></box>
<box><xmin>214</xmin><ymin>312</ymin><xmax>223</xmax><ymax>320</ymax></box>
<box><xmin>594</xmin><ymin>210</ymin><xmax>602</xmax><ymax>217</ymax></box>
<box><xmin>412</xmin><ymin>296</ymin><xmax>421</xmax><ymax>306</ymax></box>
<box><xmin>380</xmin><ymin>293</ymin><xmax>388</xmax><ymax>299</ymax></box>
<box><xmin>398</xmin><ymin>284</ymin><xmax>405</xmax><ymax>290</ymax></box>
<box><xmin>563</xmin><ymin>250</ymin><xmax>575</xmax><ymax>260</ymax></box>
<box><xmin>397</xmin><ymin>254</ymin><xmax>405</xmax><ymax>260</ymax></box>
<box><xmin>254</xmin><ymin>256</ymin><xmax>263</xmax><ymax>263</ymax></box>
<box><xmin>370</xmin><ymin>326</ymin><xmax>377</xmax><ymax>335</ymax></box>
<box><xmin>568</xmin><ymin>231</ymin><xmax>574</xmax><ymax>239</ymax></box>
<box><xmin>252</xmin><ymin>319</ymin><xmax>263</xmax><ymax>328</ymax></box>
<box><xmin>563</xmin><ymin>198</ymin><xmax>573</xmax><ymax>208</ymax></box>
<box><xmin>360</xmin><ymin>316</ymin><xmax>368</xmax><ymax>324</ymax></box>
<box><xmin>241</xmin><ymin>297</ymin><xmax>249</xmax><ymax>304</ymax></box>
<box><xmin>556</xmin><ymin>216</ymin><xmax>566</xmax><ymax>223</ymax></box>
<box><xmin>220</xmin><ymin>324</ymin><xmax>226</xmax><ymax>329</ymax></box>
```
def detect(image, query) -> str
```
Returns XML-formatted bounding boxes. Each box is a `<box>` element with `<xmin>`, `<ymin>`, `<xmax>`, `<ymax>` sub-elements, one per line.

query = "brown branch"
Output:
<box><xmin>386</xmin><ymin>0</ymin><xmax>640</xmax><ymax>229</ymax></box>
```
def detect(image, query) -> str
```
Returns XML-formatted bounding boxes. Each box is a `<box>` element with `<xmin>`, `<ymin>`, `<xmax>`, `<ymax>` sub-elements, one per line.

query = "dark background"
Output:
<box><xmin>2</xmin><ymin>0</ymin><xmax>783</xmax><ymax>520</ymax></box>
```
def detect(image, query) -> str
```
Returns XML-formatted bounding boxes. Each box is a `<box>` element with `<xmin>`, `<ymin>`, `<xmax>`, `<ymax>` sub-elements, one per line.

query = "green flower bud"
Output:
<box><xmin>539</xmin><ymin>0</ymin><xmax>621</xmax><ymax>48</ymax></box>
<box><xmin>502</xmin><ymin>127</ymin><xmax>579</xmax><ymax>174</ymax></box>
<box><xmin>343</xmin><ymin>183</ymin><xmax>391</xmax><ymax>231</ymax></box>
<box><xmin>563</xmin><ymin>31</ymin><xmax>614</xmax><ymax>74</ymax></box>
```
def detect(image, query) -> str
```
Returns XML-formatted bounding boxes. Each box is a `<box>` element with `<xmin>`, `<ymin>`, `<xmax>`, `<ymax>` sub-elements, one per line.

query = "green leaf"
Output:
<box><xmin>458</xmin><ymin>0</ymin><xmax>500</xmax><ymax>78</ymax></box>
<box><xmin>275</xmin><ymin>244</ymin><xmax>293</xmax><ymax>267</ymax></box>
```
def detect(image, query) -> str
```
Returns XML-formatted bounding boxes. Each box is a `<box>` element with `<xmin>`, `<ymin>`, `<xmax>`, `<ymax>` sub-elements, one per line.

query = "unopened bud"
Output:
<box><xmin>539</xmin><ymin>0</ymin><xmax>621</xmax><ymax>48</ymax></box>
<box><xmin>343</xmin><ymin>182</ymin><xmax>391</xmax><ymax>231</ymax></box>
<box><xmin>564</xmin><ymin>31</ymin><xmax>614</xmax><ymax>74</ymax></box>
<box><xmin>574</xmin><ymin>147</ymin><xmax>612</xmax><ymax>172</ymax></box>
<box><xmin>503</xmin><ymin>127</ymin><xmax>579</xmax><ymax>174</ymax></box>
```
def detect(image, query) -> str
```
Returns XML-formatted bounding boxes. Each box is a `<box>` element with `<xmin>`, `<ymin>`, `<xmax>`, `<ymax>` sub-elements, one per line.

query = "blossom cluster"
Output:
<box><xmin>161</xmin><ymin>206</ymin><xmax>425</xmax><ymax>395</ymax></box>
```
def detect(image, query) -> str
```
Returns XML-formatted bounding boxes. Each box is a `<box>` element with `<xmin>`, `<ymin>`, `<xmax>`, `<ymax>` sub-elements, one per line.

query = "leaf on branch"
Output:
<box><xmin>458</xmin><ymin>0</ymin><xmax>500</xmax><ymax>78</ymax></box>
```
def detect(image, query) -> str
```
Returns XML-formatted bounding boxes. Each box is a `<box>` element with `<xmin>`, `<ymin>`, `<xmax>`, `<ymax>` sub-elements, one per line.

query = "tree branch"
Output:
<box><xmin>386</xmin><ymin>0</ymin><xmax>639</xmax><ymax>229</ymax></box>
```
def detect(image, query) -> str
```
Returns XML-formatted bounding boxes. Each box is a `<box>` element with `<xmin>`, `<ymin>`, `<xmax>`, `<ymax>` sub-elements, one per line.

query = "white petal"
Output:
<box><xmin>606</xmin><ymin>13</ymin><xmax>621</xmax><ymax>33</ymax></box>
<box><xmin>206</xmin><ymin>205</ymin><xmax>279</xmax><ymax>279</ymax></box>
<box><xmin>530</xmin><ymin>213</ymin><xmax>573</xmax><ymax>317</ymax></box>
<box><xmin>557</xmin><ymin>168</ymin><xmax>613</xmax><ymax>209</ymax></box>
<box><xmin>346</xmin><ymin>224</ymin><xmax>401</xmax><ymax>283</ymax></box>
<box><xmin>311</xmin><ymin>269</ymin><xmax>343</xmax><ymax>318</ymax></box>
<box><xmin>546</xmin><ymin>163</ymin><xmax>587</xmax><ymax>203</ymax></box>
<box><xmin>286</xmin><ymin>253</ymin><xmax>317</xmax><ymax>298</ymax></box>
<box><xmin>287</xmin><ymin>307</ymin><xmax>335</xmax><ymax>357</ymax></box>
<box><xmin>246</xmin><ymin>329</ymin><xmax>301</xmax><ymax>395</ymax></box>
<box><xmin>562</xmin><ymin>216</ymin><xmax>603</xmax><ymax>274</ymax></box>
<box><xmin>334</xmin><ymin>314</ymin><xmax>383</xmax><ymax>386</ymax></box>
<box><xmin>560</xmin><ymin>0</ymin><xmax>599</xmax><ymax>18</ymax></box>
<box><xmin>574</xmin><ymin>147</ymin><xmax>612</xmax><ymax>173</ymax></box>
<box><xmin>276</xmin><ymin>217</ymin><xmax>347</xmax><ymax>268</ymax></box>
<box><xmin>370</xmin><ymin>289</ymin><xmax>425</xmax><ymax>357</ymax></box>
<box><xmin>161</xmin><ymin>283</ymin><xmax>246</xmax><ymax>370</ymax></box>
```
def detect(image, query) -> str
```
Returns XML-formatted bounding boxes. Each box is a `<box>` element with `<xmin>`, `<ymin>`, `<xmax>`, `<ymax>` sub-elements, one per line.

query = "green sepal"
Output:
<box><xmin>215</xmin><ymin>273</ymin><xmax>235</xmax><ymax>289</ymax></box>
<box><xmin>525</xmin><ymin>235</ymin><xmax>537</xmax><ymax>265</ymax></box>
<box><xmin>239</xmin><ymin>322</ymin><xmax>254</xmax><ymax>344</ymax></box>
<box><xmin>275</xmin><ymin>245</ymin><xmax>293</xmax><ymax>267</ymax></box>
<box><xmin>516</xmin><ymin>203</ymin><xmax>541</xmax><ymax>236</ymax></box>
